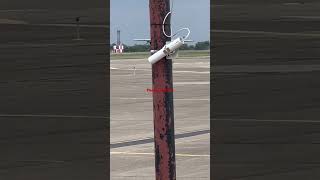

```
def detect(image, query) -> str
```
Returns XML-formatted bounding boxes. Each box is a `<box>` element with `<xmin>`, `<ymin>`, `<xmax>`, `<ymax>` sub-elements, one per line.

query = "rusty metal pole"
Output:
<box><xmin>149</xmin><ymin>0</ymin><xmax>176</xmax><ymax>180</ymax></box>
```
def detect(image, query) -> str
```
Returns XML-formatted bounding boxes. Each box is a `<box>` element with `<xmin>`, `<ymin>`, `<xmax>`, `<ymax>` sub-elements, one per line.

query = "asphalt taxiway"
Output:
<box><xmin>110</xmin><ymin>56</ymin><xmax>210</xmax><ymax>180</ymax></box>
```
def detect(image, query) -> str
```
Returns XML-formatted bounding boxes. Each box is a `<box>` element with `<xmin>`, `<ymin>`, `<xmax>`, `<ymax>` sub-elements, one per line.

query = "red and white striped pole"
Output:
<box><xmin>149</xmin><ymin>0</ymin><xmax>176</xmax><ymax>179</ymax></box>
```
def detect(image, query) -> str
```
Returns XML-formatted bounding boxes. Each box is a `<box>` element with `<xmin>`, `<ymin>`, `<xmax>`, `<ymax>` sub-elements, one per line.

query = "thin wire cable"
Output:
<box><xmin>162</xmin><ymin>0</ymin><xmax>191</xmax><ymax>40</ymax></box>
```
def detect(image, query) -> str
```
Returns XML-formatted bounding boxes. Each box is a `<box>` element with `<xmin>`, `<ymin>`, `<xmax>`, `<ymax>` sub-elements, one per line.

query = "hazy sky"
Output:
<box><xmin>110</xmin><ymin>0</ymin><xmax>210</xmax><ymax>45</ymax></box>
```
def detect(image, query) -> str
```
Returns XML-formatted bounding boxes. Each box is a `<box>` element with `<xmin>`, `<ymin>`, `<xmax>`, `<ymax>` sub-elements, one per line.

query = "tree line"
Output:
<box><xmin>110</xmin><ymin>41</ymin><xmax>210</xmax><ymax>52</ymax></box>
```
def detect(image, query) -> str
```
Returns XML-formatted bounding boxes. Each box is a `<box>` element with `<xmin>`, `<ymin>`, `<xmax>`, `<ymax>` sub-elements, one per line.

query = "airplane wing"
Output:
<box><xmin>133</xmin><ymin>39</ymin><xmax>193</xmax><ymax>42</ymax></box>
<box><xmin>133</xmin><ymin>39</ymin><xmax>151</xmax><ymax>42</ymax></box>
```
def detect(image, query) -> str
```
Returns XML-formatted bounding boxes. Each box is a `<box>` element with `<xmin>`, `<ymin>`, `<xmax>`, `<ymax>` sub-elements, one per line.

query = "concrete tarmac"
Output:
<box><xmin>213</xmin><ymin>1</ymin><xmax>320</xmax><ymax>179</ymax></box>
<box><xmin>110</xmin><ymin>57</ymin><xmax>210</xmax><ymax>180</ymax></box>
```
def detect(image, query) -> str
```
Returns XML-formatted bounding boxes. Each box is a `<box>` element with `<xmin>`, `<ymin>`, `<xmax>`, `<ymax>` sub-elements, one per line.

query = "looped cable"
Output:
<box><xmin>162</xmin><ymin>0</ymin><xmax>191</xmax><ymax>41</ymax></box>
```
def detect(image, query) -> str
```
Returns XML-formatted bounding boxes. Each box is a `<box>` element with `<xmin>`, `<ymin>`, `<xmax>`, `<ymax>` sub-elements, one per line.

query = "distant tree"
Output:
<box><xmin>180</xmin><ymin>44</ymin><xmax>192</xmax><ymax>50</ymax></box>
<box><xmin>125</xmin><ymin>44</ymin><xmax>150</xmax><ymax>52</ymax></box>
<box><xmin>194</xmin><ymin>41</ymin><xmax>210</xmax><ymax>50</ymax></box>
<box><xmin>123</xmin><ymin>44</ymin><xmax>129</xmax><ymax>51</ymax></box>
<box><xmin>112</xmin><ymin>41</ymin><xmax>209</xmax><ymax>52</ymax></box>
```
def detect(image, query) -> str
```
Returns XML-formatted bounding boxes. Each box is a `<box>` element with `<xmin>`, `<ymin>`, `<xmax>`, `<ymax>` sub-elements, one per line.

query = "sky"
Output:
<box><xmin>110</xmin><ymin>0</ymin><xmax>210</xmax><ymax>45</ymax></box>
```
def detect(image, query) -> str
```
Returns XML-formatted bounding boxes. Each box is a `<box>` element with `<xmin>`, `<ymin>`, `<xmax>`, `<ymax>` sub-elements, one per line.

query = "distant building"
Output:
<box><xmin>113</xmin><ymin>44</ymin><xmax>124</xmax><ymax>53</ymax></box>
<box><xmin>113</xmin><ymin>30</ymin><xmax>124</xmax><ymax>53</ymax></box>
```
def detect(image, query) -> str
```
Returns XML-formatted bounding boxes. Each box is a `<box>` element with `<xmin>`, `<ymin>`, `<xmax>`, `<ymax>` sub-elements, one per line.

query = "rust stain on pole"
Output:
<box><xmin>149</xmin><ymin>0</ymin><xmax>176</xmax><ymax>180</ymax></box>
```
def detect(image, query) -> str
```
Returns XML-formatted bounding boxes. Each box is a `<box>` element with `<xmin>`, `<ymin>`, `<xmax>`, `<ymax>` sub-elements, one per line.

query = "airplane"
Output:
<box><xmin>133</xmin><ymin>38</ymin><xmax>193</xmax><ymax>43</ymax></box>
<box><xmin>133</xmin><ymin>38</ymin><xmax>193</xmax><ymax>62</ymax></box>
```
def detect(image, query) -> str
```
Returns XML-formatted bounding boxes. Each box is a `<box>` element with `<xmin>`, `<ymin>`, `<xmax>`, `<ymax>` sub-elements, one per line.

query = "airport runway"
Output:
<box><xmin>213</xmin><ymin>1</ymin><xmax>320</xmax><ymax>179</ymax></box>
<box><xmin>110</xmin><ymin>56</ymin><xmax>210</xmax><ymax>179</ymax></box>
<box><xmin>0</xmin><ymin>8</ymin><xmax>108</xmax><ymax>180</ymax></box>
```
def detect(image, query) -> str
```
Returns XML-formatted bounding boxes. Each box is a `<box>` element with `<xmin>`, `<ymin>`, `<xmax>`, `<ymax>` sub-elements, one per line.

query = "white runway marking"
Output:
<box><xmin>115</xmin><ymin>97</ymin><xmax>209</xmax><ymax>101</ymax></box>
<box><xmin>215</xmin><ymin>119</ymin><xmax>320</xmax><ymax>123</ymax></box>
<box><xmin>111</xmin><ymin>68</ymin><xmax>210</xmax><ymax>74</ymax></box>
<box><xmin>126</xmin><ymin>134</ymin><xmax>210</xmax><ymax>152</ymax></box>
<box><xmin>198</xmin><ymin>66</ymin><xmax>210</xmax><ymax>68</ymax></box>
<box><xmin>110</xmin><ymin>129</ymin><xmax>209</xmax><ymax>148</ymax></box>
<box><xmin>0</xmin><ymin>114</ymin><xmax>107</xmax><ymax>119</ymax></box>
<box><xmin>213</xmin><ymin>29</ymin><xmax>320</xmax><ymax>38</ymax></box>
<box><xmin>110</xmin><ymin>151</ymin><xmax>210</xmax><ymax>157</ymax></box>
<box><xmin>110</xmin><ymin>67</ymin><xmax>209</xmax><ymax>74</ymax></box>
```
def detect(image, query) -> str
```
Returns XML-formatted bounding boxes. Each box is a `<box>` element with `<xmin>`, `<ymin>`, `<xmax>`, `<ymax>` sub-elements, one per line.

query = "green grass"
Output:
<box><xmin>110</xmin><ymin>50</ymin><xmax>210</xmax><ymax>60</ymax></box>
<box><xmin>177</xmin><ymin>50</ymin><xmax>210</xmax><ymax>58</ymax></box>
